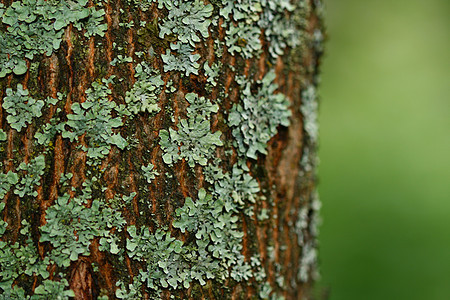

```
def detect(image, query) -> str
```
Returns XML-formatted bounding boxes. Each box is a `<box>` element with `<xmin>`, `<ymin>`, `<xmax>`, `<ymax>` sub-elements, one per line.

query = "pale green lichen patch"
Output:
<box><xmin>115</xmin><ymin>277</ymin><xmax>144</xmax><ymax>299</ymax></box>
<box><xmin>0</xmin><ymin>0</ymin><xmax>107</xmax><ymax>77</ymax></box>
<box><xmin>40</xmin><ymin>191</ymin><xmax>126</xmax><ymax>267</ymax></box>
<box><xmin>0</xmin><ymin>237</ymin><xmax>51</xmax><ymax>294</ymax></box>
<box><xmin>259</xmin><ymin>0</ymin><xmax>300</xmax><ymax>59</ymax></box>
<box><xmin>203</xmin><ymin>159</ymin><xmax>226</xmax><ymax>184</ymax></box>
<box><xmin>300</xmin><ymin>84</ymin><xmax>319</xmax><ymax>144</ymax></box>
<box><xmin>0</xmin><ymin>203</ymin><xmax>7</xmax><ymax>236</ymax></box>
<box><xmin>160</xmin><ymin>116</ymin><xmax>223</xmax><ymax>167</ymax></box>
<box><xmin>298</xmin><ymin>240</ymin><xmax>318</xmax><ymax>283</ymax></box>
<box><xmin>212</xmin><ymin>164</ymin><xmax>260</xmax><ymax>210</ymax></box>
<box><xmin>141</xmin><ymin>163</ymin><xmax>159</xmax><ymax>183</ymax></box>
<box><xmin>185</xmin><ymin>92</ymin><xmax>219</xmax><ymax>119</ymax></box>
<box><xmin>220</xmin><ymin>0</ymin><xmax>263</xmax><ymax>59</ymax></box>
<box><xmin>228</xmin><ymin>70</ymin><xmax>291</xmax><ymax>159</ymax></box>
<box><xmin>33</xmin><ymin>78</ymin><xmax>128</xmax><ymax>162</ymax></box>
<box><xmin>203</xmin><ymin>61</ymin><xmax>222</xmax><ymax>88</ymax></box>
<box><xmin>0</xmin><ymin>203</ymin><xmax>54</xmax><ymax>297</ymax></box>
<box><xmin>225</xmin><ymin>23</ymin><xmax>262</xmax><ymax>59</ymax></box>
<box><xmin>62</xmin><ymin>77</ymin><xmax>128</xmax><ymax>163</ymax></box>
<box><xmin>2</xmin><ymin>84</ymin><xmax>44</xmax><ymax>132</ymax></box>
<box><xmin>161</xmin><ymin>43</ymin><xmax>201</xmax><ymax>76</ymax></box>
<box><xmin>0</xmin><ymin>129</ymin><xmax>6</xmax><ymax>141</ymax></box>
<box><xmin>160</xmin><ymin>88</ymin><xmax>223</xmax><ymax>168</ymax></box>
<box><xmin>296</xmin><ymin>190</ymin><xmax>320</xmax><ymax>283</ymax></box>
<box><xmin>34</xmin><ymin>279</ymin><xmax>75</xmax><ymax>299</ymax></box>
<box><xmin>159</xmin><ymin>0</ymin><xmax>213</xmax><ymax>47</ymax></box>
<box><xmin>125</xmin><ymin>62</ymin><xmax>164</xmax><ymax>115</ymax></box>
<box><xmin>174</xmin><ymin>189</ymin><xmax>244</xmax><ymax>268</ymax></box>
<box><xmin>125</xmin><ymin>226</ymin><xmax>190</xmax><ymax>290</ymax></box>
<box><xmin>0</xmin><ymin>171</ymin><xmax>18</xmax><ymax>199</ymax></box>
<box><xmin>156</xmin><ymin>0</ymin><xmax>213</xmax><ymax>77</ymax></box>
<box><xmin>14</xmin><ymin>155</ymin><xmax>45</xmax><ymax>197</ymax></box>
<box><xmin>173</xmin><ymin>188</ymin><xmax>242</xmax><ymax>254</ymax></box>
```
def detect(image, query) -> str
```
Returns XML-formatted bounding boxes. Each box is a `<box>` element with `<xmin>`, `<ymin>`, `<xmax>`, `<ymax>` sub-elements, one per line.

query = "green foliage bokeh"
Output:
<box><xmin>318</xmin><ymin>0</ymin><xmax>450</xmax><ymax>299</ymax></box>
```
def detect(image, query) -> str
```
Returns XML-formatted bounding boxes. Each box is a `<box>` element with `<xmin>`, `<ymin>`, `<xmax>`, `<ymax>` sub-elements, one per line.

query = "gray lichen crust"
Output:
<box><xmin>228</xmin><ymin>71</ymin><xmax>292</xmax><ymax>159</ymax></box>
<box><xmin>0</xmin><ymin>0</ymin><xmax>323</xmax><ymax>298</ymax></box>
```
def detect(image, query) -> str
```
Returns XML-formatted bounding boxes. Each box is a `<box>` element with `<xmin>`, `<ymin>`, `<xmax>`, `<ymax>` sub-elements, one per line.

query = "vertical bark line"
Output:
<box><xmin>70</xmin><ymin>259</ymin><xmax>94</xmax><ymax>300</ymax></box>
<box><xmin>47</xmin><ymin>54</ymin><xmax>64</xmax><ymax>203</ymax></box>
<box><xmin>63</xmin><ymin>25</ymin><xmax>75</xmax><ymax>115</ymax></box>
<box><xmin>104</xmin><ymin>0</ymin><xmax>115</xmax><ymax>76</ymax></box>
<box><xmin>4</xmin><ymin>129</ymin><xmax>14</xmax><ymax>239</ymax></box>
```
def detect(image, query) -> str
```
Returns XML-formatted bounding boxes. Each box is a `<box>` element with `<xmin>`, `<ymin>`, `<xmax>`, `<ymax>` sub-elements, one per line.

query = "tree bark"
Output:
<box><xmin>0</xmin><ymin>0</ymin><xmax>323</xmax><ymax>299</ymax></box>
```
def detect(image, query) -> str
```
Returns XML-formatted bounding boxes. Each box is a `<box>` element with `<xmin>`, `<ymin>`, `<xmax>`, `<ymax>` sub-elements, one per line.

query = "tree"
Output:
<box><xmin>0</xmin><ymin>0</ymin><xmax>323</xmax><ymax>299</ymax></box>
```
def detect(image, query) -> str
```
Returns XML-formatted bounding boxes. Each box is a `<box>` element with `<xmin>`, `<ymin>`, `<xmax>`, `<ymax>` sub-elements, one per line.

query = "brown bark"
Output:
<box><xmin>0</xmin><ymin>0</ymin><xmax>324</xmax><ymax>299</ymax></box>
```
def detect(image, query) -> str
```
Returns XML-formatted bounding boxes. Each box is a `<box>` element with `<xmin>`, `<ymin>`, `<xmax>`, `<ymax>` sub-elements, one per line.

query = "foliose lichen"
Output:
<box><xmin>2</xmin><ymin>84</ymin><xmax>44</xmax><ymax>132</ymax></box>
<box><xmin>228</xmin><ymin>70</ymin><xmax>292</xmax><ymax>159</ymax></box>
<box><xmin>40</xmin><ymin>190</ymin><xmax>127</xmax><ymax>267</ymax></box>
<box><xmin>0</xmin><ymin>0</ymin><xmax>107</xmax><ymax>77</ymax></box>
<box><xmin>160</xmin><ymin>116</ymin><xmax>223</xmax><ymax>167</ymax></box>
<box><xmin>300</xmin><ymin>84</ymin><xmax>319</xmax><ymax>144</ymax></box>
<box><xmin>0</xmin><ymin>171</ymin><xmax>18</xmax><ymax>199</ymax></box>
<box><xmin>62</xmin><ymin>77</ymin><xmax>128</xmax><ymax>163</ymax></box>
<box><xmin>14</xmin><ymin>155</ymin><xmax>45</xmax><ymax>197</ymax></box>
<box><xmin>125</xmin><ymin>62</ymin><xmax>164</xmax><ymax>115</ymax></box>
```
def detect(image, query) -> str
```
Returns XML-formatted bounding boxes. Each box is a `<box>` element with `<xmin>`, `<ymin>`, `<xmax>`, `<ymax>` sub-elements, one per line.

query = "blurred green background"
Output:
<box><xmin>317</xmin><ymin>0</ymin><xmax>450</xmax><ymax>299</ymax></box>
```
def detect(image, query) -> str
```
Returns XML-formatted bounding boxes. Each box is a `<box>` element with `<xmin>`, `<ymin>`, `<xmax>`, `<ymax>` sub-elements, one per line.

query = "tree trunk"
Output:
<box><xmin>0</xmin><ymin>0</ymin><xmax>323</xmax><ymax>299</ymax></box>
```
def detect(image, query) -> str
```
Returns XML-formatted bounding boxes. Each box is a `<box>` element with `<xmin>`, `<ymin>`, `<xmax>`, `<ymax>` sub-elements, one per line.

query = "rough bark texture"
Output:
<box><xmin>0</xmin><ymin>0</ymin><xmax>323</xmax><ymax>299</ymax></box>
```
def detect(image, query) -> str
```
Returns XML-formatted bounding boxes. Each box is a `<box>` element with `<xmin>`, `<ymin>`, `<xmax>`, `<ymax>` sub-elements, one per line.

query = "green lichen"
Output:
<box><xmin>220</xmin><ymin>0</ymin><xmax>262</xmax><ymax>22</ymax></box>
<box><xmin>40</xmin><ymin>191</ymin><xmax>126</xmax><ymax>267</ymax></box>
<box><xmin>159</xmin><ymin>0</ymin><xmax>213</xmax><ymax>47</ymax></box>
<box><xmin>0</xmin><ymin>129</ymin><xmax>6</xmax><ymax>141</ymax></box>
<box><xmin>161</xmin><ymin>43</ymin><xmax>201</xmax><ymax>76</ymax></box>
<box><xmin>125</xmin><ymin>62</ymin><xmax>164</xmax><ymax>115</ymax></box>
<box><xmin>33</xmin><ymin>77</ymin><xmax>128</xmax><ymax>161</ymax></box>
<box><xmin>2</xmin><ymin>84</ymin><xmax>44</xmax><ymax>132</ymax></box>
<box><xmin>160</xmin><ymin>116</ymin><xmax>223</xmax><ymax>167</ymax></box>
<box><xmin>115</xmin><ymin>276</ymin><xmax>144</xmax><ymax>299</ymax></box>
<box><xmin>172</xmin><ymin>188</ymin><xmax>245</xmax><ymax>277</ymax></box>
<box><xmin>141</xmin><ymin>163</ymin><xmax>158</xmax><ymax>183</ymax></box>
<box><xmin>34</xmin><ymin>279</ymin><xmax>75</xmax><ymax>299</ymax></box>
<box><xmin>203</xmin><ymin>159</ymin><xmax>226</xmax><ymax>184</ymax></box>
<box><xmin>174</xmin><ymin>188</ymin><xmax>235</xmax><ymax>245</ymax></box>
<box><xmin>225</xmin><ymin>23</ymin><xmax>262</xmax><ymax>59</ymax></box>
<box><xmin>185</xmin><ymin>92</ymin><xmax>219</xmax><ymax>119</ymax></box>
<box><xmin>259</xmin><ymin>0</ymin><xmax>300</xmax><ymax>59</ymax></box>
<box><xmin>297</xmin><ymin>190</ymin><xmax>320</xmax><ymax>283</ymax></box>
<box><xmin>301</xmin><ymin>84</ymin><xmax>319</xmax><ymax>143</ymax></box>
<box><xmin>0</xmin><ymin>238</ymin><xmax>51</xmax><ymax>294</ymax></box>
<box><xmin>0</xmin><ymin>171</ymin><xmax>18</xmax><ymax>199</ymax></box>
<box><xmin>62</xmin><ymin>77</ymin><xmax>128</xmax><ymax>162</ymax></box>
<box><xmin>228</xmin><ymin>70</ymin><xmax>291</xmax><ymax>159</ymax></box>
<box><xmin>203</xmin><ymin>61</ymin><xmax>222</xmax><ymax>88</ymax></box>
<box><xmin>156</xmin><ymin>0</ymin><xmax>213</xmax><ymax>77</ymax></box>
<box><xmin>14</xmin><ymin>155</ymin><xmax>45</xmax><ymax>197</ymax></box>
<box><xmin>110</xmin><ymin>55</ymin><xmax>133</xmax><ymax>66</ymax></box>
<box><xmin>0</xmin><ymin>0</ymin><xmax>107</xmax><ymax>77</ymax></box>
<box><xmin>126</xmin><ymin>226</ymin><xmax>194</xmax><ymax>290</ymax></box>
<box><xmin>0</xmin><ymin>203</ymin><xmax>51</xmax><ymax>296</ymax></box>
<box><xmin>212</xmin><ymin>164</ymin><xmax>260</xmax><ymax>210</ymax></box>
<box><xmin>0</xmin><ymin>203</ymin><xmax>7</xmax><ymax>235</ymax></box>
